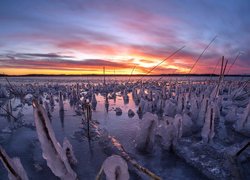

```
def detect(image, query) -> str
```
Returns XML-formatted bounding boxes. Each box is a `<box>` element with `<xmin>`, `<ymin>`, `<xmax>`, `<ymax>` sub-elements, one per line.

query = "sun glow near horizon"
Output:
<box><xmin>0</xmin><ymin>0</ymin><xmax>250</xmax><ymax>75</ymax></box>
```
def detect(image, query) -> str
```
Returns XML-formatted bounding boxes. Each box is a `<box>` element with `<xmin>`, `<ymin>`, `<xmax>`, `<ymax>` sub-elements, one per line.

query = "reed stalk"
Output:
<box><xmin>0</xmin><ymin>105</ymin><xmax>17</xmax><ymax>121</ymax></box>
<box><xmin>95</xmin><ymin>166</ymin><xmax>103</xmax><ymax>180</ymax></box>
<box><xmin>137</xmin><ymin>46</ymin><xmax>185</xmax><ymax>82</ymax></box>
<box><xmin>188</xmin><ymin>36</ymin><xmax>217</xmax><ymax>74</ymax></box>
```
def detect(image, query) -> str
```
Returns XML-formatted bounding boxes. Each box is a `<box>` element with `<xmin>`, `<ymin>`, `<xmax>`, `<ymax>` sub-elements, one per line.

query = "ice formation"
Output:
<box><xmin>49</xmin><ymin>93</ymin><xmax>55</xmax><ymax>107</ymax></box>
<box><xmin>91</xmin><ymin>92</ymin><xmax>97</xmax><ymax>110</ymax></box>
<box><xmin>128</xmin><ymin>109</ymin><xmax>135</xmax><ymax>117</ymax></box>
<box><xmin>164</xmin><ymin>99</ymin><xmax>176</xmax><ymax>117</ymax></box>
<box><xmin>201</xmin><ymin>102</ymin><xmax>215</xmax><ymax>143</ymax></box>
<box><xmin>189</xmin><ymin>96</ymin><xmax>199</xmax><ymax>122</ymax></box>
<box><xmin>234</xmin><ymin>100</ymin><xmax>250</xmax><ymax>135</ymax></box>
<box><xmin>174</xmin><ymin>114</ymin><xmax>183</xmax><ymax>139</ymax></box>
<box><xmin>225</xmin><ymin>105</ymin><xmax>237</xmax><ymax>123</ymax></box>
<box><xmin>44</xmin><ymin>101</ymin><xmax>51</xmax><ymax>118</ymax></box>
<box><xmin>136</xmin><ymin>112</ymin><xmax>157</xmax><ymax>153</ymax></box>
<box><xmin>59</xmin><ymin>91</ymin><xmax>64</xmax><ymax>112</ymax></box>
<box><xmin>0</xmin><ymin>72</ymin><xmax>249</xmax><ymax>180</ymax></box>
<box><xmin>32</xmin><ymin>99</ymin><xmax>77</xmax><ymax>180</ymax></box>
<box><xmin>102</xmin><ymin>155</ymin><xmax>129</xmax><ymax>180</ymax></box>
<box><xmin>0</xmin><ymin>86</ymin><xmax>10</xmax><ymax>98</ymax></box>
<box><xmin>0</xmin><ymin>146</ymin><xmax>29</xmax><ymax>180</ymax></box>
<box><xmin>63</xmin><ymin>138</ymin><xmax>77</xmax><ymax>165</ymax></box>
<box><xmin>143</xmin><ymin>100</ymin><xmax>153</xmax><ymax>113</ymax></box>
<box><xmin>123</xmin><ymin>89</ymin><xmax>129</xmax><ymax>104</ymax></box>
<box><xmin>115</xmin><ymin>107</ymin><xmax>122</xmax><ymax>115</ymax></box>
<box><xmin>181</xmin><ymin>112</ymin><xmax>194</xmax><ymax>136</ymax></box>
<box><xmin>197</xmin><ymin>97</ymin><xmax>209</xmax><ymax>129</ymax></box>
<box><xmin>157</xmin><ymin>117</ymin><xmax>176</xmax><ymax>150</ymax></box>
<box><xmin>176</xmin><ymin>94</ymin><xmax>185</xmax><ymax>114</ymax></box>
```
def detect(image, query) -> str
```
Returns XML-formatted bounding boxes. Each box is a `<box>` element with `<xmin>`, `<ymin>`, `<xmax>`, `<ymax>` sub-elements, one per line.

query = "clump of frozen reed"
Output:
<box><xmin>96</xmin><ymin>155</ymin><xmax>129</xmax><ymax>180</ymax></box>
<box><xmin>32</xmin><ymin>99</ymin><xmax>77</xmax><ymax>180</ymax></box>
<box><xmin>0</xmin><ymin>146</ymin><xmax>29</xmax><ymax>180</ymax></box>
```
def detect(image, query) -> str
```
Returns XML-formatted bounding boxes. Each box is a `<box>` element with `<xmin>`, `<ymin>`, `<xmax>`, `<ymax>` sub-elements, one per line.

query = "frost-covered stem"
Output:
<box><xmin>0</xmin><ymin>105</ymin><xmax>17</xmax><ymax>121</ymax></box>
<box><xmin>83</xmin><ymin>102</ymin><xmax>92</xmax><ymax>140</ymax></box>
<box><xmin>214</xmin><ymin>56</ymin><xmax>228</xmax><ymax>98</ymax></box>
<box><xmin>208</xmin><ymin>108</ymin><xmax>214</xmax><ymax>144</ymax></box>
<box><xmin>59</xmin><ymin>91</ymin><xmax>64</xmax><ymax>112</ymax></box>
<box><xmin>86</xmin><ymin>104</ymin><xmax>92</xmax><ymax>140</ymax></box>
<box><xmin>235</xmin><ymin>142</ymin><xmax>250</xmax><ymax>157</ymax></box>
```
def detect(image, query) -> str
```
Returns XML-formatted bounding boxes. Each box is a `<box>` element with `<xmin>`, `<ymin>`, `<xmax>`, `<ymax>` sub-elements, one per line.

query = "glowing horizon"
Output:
<box><xmin>0</xmin><ymin>0</ymin><xmax>250</xmax><ymax>75</ymax></box>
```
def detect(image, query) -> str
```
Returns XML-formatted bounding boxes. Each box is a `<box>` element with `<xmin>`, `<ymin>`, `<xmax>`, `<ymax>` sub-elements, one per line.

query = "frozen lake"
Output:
<box><xmin>0</xmin><ymin>75</ymin><xmax>249</xmax><ymax>179</ymax></box>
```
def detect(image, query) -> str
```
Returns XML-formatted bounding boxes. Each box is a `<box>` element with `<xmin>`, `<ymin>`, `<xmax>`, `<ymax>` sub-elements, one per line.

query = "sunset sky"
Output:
<box><xmin>0</xmin><ymin>0</ymin><xmax>249</xmax><ymax>75</ymax></box>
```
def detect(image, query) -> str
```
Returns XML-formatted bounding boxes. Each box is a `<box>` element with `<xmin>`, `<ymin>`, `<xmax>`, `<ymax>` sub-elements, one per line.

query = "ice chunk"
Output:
<box><xmin>190</xmin><ymin>97</ymin><xmax>199</xmax><ymax>122</ymax></box>
<box><xmin>24</xmin><ymin>93</ymin><xmax>33</xmax><ymax>102</ymax></box>
<box><xmin>136</xmin><ymin>112</ymin><xmax>157</xmax><ymax>153</ymax></box>
<box><xmin>0</xmin><ymin>86</ymin><xmax>10</xmax><ymax>98</ymax></box>
<box><xmin>102</xmin><ymin>155</ymin><xmax>129</xmax><ymax>180</ymax></box>
<box><xmin>128</xmin><ymin>109</ymin><xmax>135</xmax><ymax>118</ymax></box>
<box><xmin>174</xmin><ymin>114</ymin><xmax>183</xmax><ymax>138</ymax></box>
<box><xmin>201</xmin><ymin>102</ymin><xmax>215</xmax><ymax>144</ymax></box>
<box><xmin>44</xmin><ymin>101</ymin><xmax>51</xmax><ymax>118</ymax></box>
<box><xmin>234</xmin><ymin>100</ymin><xmax>250</xmax><ymax>135</ymax></box>
<box><xmin>63</xmin><ymin>138</ymin><xmax>77</xmax><ymax>165</ymax></box>
<box><xmin>49</xmin><ymin>93</ymin><xmax>55</xmax><ymax>106</ymax></box>
<box><xmin>91</xmin><ymin>93</ymin><xmax>97</xmax><ymax>110</ymax></box>
<box><xmin>0</xmin><ymin>146</ymin><xmax>29</xmax><ymax>180</ymax></box>
<box><xmin>225</xmin><ymin>105</ymin><xmax>237</xmax><ymax>123</ymax></box>
<box><xmin>162</xmin><ymin>86</ymin><xmax>167</xmax><ymax>99</ymax></box>
<box><xmin>143</xmin><ymin>100</ymin><xmax>153</xmax><ymax>113</ymax></box>
<box><xmin>157</xmin><ymin>116</ymin><xmax>176</xmax><ymax>150</ymax></box>
<box><xmin>181</xmin><ymin>113</ymin><xmax>193</xmax><ymax>136</ymax></box>
<box><xmin>164</xmin><ymin>99</ymin><xmax>176</xmax><ymax>117</ymax></box>
<box><xmin>156</xmin><ymin>98</ymin><xmax>164</xmax><ymax>113</ymax></box>
<box><xmin>115</xmin><ymin>107</ymin><xmax>122</xmax><ymax>116</ymax></box>
<box><xmin>197</xmin><ymin>97</ymin><xmax>209</xmax><ymax>128</ymax></box>
<box><xmin>123</xmin><ymin>89</ymin><xmax>129</xmax><ymax>104</ymax></box>
<box><xmin>138</xmin><ymin>98</ymin><xmax>145</xmax><ymax>113</ymax></box>
<box><xmin>176</xmin><ymin>94</ymin><xmax>185</xmax><ymax>114</ymax></box>
<box><xmin>32</xmin><ymin>99</ymin><xmax>77</xmax><ymax>180</ymax></box>
<box><xmin>59</xmin><ymin>91</ymin><xmax>64</xmax><ymax>112</ymax></box>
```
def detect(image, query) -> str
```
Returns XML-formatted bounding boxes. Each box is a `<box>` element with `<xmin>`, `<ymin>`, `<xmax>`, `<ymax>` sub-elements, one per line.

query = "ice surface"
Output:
<box><xmin>1</xmin><ymin>76</ymin><xmax>249</xmax><ymax>179</ymax></box>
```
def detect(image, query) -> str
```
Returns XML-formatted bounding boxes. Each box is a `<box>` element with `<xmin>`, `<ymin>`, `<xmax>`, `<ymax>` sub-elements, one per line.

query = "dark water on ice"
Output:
<box><xmin>0</xmin><ymin>76</ymin><xmax>228</xmax><ymax>179</ymax></box>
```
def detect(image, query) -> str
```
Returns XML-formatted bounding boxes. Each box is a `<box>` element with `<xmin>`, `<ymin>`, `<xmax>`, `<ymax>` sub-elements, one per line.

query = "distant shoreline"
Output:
<box><xmin>1</xmin><ymin>74</ymin><xmax>250</xmax><ymax>77</ymax></box>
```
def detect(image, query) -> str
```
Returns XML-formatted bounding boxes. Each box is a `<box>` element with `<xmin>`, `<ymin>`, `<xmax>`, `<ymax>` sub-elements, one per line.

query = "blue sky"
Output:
<box><xmin>0</xmin><ymin>0</ymin><xmax>249</xmax><ymax>74</ymax></box>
